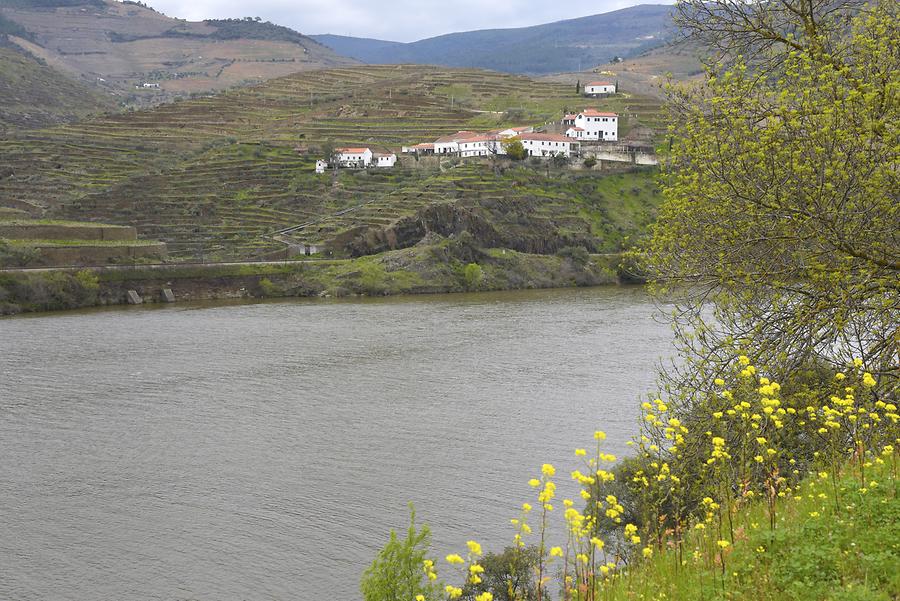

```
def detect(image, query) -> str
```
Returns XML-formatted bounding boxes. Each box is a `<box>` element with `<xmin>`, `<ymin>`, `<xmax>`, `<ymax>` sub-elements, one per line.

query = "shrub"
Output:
<box><xmin>463</xmin><ymin>262</ymin><xmax>483</xmax><ymax>290</ymax></box>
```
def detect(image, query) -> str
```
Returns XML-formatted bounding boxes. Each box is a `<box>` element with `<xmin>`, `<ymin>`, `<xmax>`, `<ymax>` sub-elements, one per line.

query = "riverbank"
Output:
<box><xmin>0</xmin><ymin>239</ymin><xmax>637</xmax><ymax>315</ymax></box>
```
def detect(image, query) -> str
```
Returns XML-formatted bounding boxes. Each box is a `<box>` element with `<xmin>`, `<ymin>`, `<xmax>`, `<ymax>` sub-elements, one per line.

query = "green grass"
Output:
<box><xmin>606</xmin><ymin>460</ymin><xmax>899</xmax><ymax>601</ymax></box>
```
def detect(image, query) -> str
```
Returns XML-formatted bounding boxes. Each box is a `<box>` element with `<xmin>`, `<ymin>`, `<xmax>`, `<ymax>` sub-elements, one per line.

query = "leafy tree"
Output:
<box><xmin>463</xmin><ymin>262</ymin><xmax>483</xmax><ymax>290</ymax></box>
<box><xmin>575</xmin><ymin>80</ymin><xmax>581</xmax><ymax>95</ymax></box>
<box><xmin>582</xmin><ymin>156</ymin><xmax>597</xmax><ymax>169</ymax></box>
<box><xmin>462</xmin><ymin>546</ymin><xmax>540</xmax><ymax>601</ymax></box>
<box><xmin>648</xmin><ymin>1</ymin><xmax>899</xmax><ymax>399</ymax></box>
<box><xmin>361</xmin><ymin>504</ymin><xmax>440</xmax><ymax>601</ymax></box>
<box><xmin>503</xmin><ymin>139</ymin><xmax>527</xmax><ymax>161</ymax></box>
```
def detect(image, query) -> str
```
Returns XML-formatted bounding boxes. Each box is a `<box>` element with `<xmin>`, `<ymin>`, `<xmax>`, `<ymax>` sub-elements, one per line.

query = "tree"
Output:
<box><xmin>503</xmin><ymin>139</ymin><xmax>527</xmax><ymax>161</ymax></box>
<box><xmin>575</xmin><ymin>80</ymin><xmax>581</xmax><ymax>95</ymax></box>
<box><xmin>648</xmin><ymin>1</ymin><xmax>899</xmax><ymax>401</ymax></box>
<box><xmin>463</xmin><ymin>263</ymin><xmax>483</xmax><ymax>290</ymax></box>
<box><xmin>361</xmin><ymin>504</ymin><xmax>440</xmax><ymax>601</ymax></box>
<box><xmin>461</xmin><ymin>546</ymin><xmax>540</xmax><ymax>601</ymax></box>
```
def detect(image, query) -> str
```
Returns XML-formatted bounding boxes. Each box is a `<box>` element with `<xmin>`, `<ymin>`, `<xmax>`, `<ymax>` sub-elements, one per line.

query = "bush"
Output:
<box><xmin>504</xmin><ymin>140</ymin><xmax>527</xmax><ymax>161</ymax></box>
<box><xmin>583</xmin><ymin>157</ymin><xmax>598</xmax><ymax>169</ymax></box>
<box><xmin>556</xmin><ymin>246</ymin><xmax>590</xmax><ymax>267</ymax></box>
<box><xmin>463</xmin><ymin>262</ymin><xmax>483</xmax><ymax>290</ymax></box>
<box><xmin>361</xmin><ymin>505</ymin><xmax>439</xmax><ymax>601</ymax></box>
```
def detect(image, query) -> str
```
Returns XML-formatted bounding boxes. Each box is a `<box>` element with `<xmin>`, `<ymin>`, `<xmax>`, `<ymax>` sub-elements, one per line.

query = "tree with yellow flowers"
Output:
<box><xmin>648</xmin><ymin>0</ymin><xmax>899</xmax><ymax>404</ymax></box>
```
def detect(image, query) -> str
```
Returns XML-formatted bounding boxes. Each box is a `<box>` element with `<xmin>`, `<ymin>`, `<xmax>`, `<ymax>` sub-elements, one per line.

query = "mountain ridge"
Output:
<box><xmin>312</xmin><ymin>5</ymin><xmax>674</xmax><ymax>75</ymax></box>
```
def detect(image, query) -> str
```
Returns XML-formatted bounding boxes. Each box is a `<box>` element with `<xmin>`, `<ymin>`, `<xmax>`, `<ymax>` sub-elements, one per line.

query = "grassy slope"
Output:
<box><xmin>610</xmin><ymin>461</ymin><xmax>899</xmax><ymax>600</ymax></box>
<box><xmin>0</xmin><ymin>45</ymin><xmax>113</xmax><ymax>131</ymax></box>
<box><xmin>0</xmin><ymin>65</ymin><xmax>663</xmax><ymax>261</ymax></box>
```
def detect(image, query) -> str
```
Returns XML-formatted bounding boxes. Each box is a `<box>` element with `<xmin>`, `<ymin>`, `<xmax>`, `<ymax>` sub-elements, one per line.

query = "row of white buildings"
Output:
<box><xmin>318</xmin><ymin>108</ymin><xmax>618</xmax><ymax>171</ymax></box>
<box><xmin>402</xmin><ymin>126</ymin><xmax>582</xmax><ymax>158</ymax></box>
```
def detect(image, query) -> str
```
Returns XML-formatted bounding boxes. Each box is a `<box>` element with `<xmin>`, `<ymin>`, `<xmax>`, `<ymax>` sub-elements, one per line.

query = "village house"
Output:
<box><xmin>432</xmin><ymin>131</ymin><xmax>480</xmax><ymax>155</ymax></box>
<box><xmin>374</xmin><ymin>153</ymin><xmax>397</xmax><ymax>167</ymax></box>
<box><xmin>519</xmin><ymin>133</ymin><xmax>580</xmax><ymax>157</ymax></box>
<box><xmin>584</xmin><ymin>81</ymin><xmax>616</xmax><ymax>96</ymax></box>
<box><xmin>315</xmin><ymin>159</ymin><xmax>328</xmax><ymax>174</ymax></box>
<box><xmin>565</xmin><ymin>110</ymin><xmax>618</xmax><ymax>141</ymax></box>
<box><xmin>335</xmin><ymin>147</ymin><xmax>373</xmax><ymax>168</ymax></box>
<box><xmin>329</xmin><ymin>148</ymin><xmax>397</xmax><ymax>169</ymax></box>
<box><xmin>401</xmin><ymin>142</ymin><xmax>435</xmax><ymax>155</ymax></box>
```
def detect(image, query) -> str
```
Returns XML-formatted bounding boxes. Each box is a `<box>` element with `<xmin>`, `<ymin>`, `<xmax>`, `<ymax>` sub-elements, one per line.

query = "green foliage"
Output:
<box><xmin>503</xmin><ymin>140</ymin><xmax>527</xmax><ymax>161</ymax></box>
<box><xmin>556</xmin><ymin>245</ymin><xmax>589</xmax><ymax>267</ymax></box>
<box><xmin>463</xmin><ymin>262</ymin><xmax>483</xmax><ymax>290</ymax></box>
<box><xmin>0</xmin><ymin>270</ymin><xmax>100</xmax><ymax>314</ymax></box>
<box><xmin>0</xmin><ymin>238</ymin><xmax>39</xmax><ymax>267</ymax></box>
<box><xmin>648</xmin><ymin>2</ymin><xmax>899</xmax><ymax>394</ymax></box>
<box><xmin>462</xmin><ymin>546</ymin><xmax>540</xmax><ymax>601</ymax></box>
<box><xmin>582</xmin><ymin>156</ymin><xmax>597</xmax><ymax>169</ymax></box>
<box><xmin>361</xmin><ymin>504</ymin><xmax>440</xmax><ymax>601</ymax></box>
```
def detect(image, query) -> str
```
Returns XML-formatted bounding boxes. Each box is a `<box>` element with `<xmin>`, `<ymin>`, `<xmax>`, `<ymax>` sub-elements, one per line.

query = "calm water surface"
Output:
<box><xmin>1</xmin><ymin>287</ymin><xmax>674</xmax><ymax>601</ymax></box>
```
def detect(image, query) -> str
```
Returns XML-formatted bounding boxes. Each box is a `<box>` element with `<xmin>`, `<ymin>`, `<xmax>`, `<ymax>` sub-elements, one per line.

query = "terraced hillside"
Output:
<box><xmin>0</xmin><ymin>45</ymin><xmax>113</xmax><ymax>131</ymax></box>
<box><xmin>0</xmin><ymin>0</ymin><xmax>355</xmax><ymax>103</ymax></box>
<box><xmin>0</xmin><ymin>65</ymin><xmax>664</xmax><ymax>261</ymax></box>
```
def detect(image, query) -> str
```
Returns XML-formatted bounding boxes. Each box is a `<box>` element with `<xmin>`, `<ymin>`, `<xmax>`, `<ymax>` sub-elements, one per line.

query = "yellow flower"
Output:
<box><xmin>542</xmin><ymin>464</ymin><xmax>556</xmax><ymax>477</ymax></box>
<box><xmin>466</xmin><ymin>540</ymin><xmax>483</xmax><ymax>556</ymax></box>
<box><xmin>446</xmin><ymin>554</ymin><xmax>464</xmax><ymax>565</ymax></box>
<box><xmin>590</xmin><ymin>537</ymin><xmax>605</xmax><ymax>550</ymax></box>
<box><xmin>835</xmin><ymin>372</ymin><xmax>846</xmax><ymax>381</ymax></box>
<box><xmin>862</xmin><ymin>372</ymin><xmax>876</xmax><ymax>387</ymax></box>
<box><xmin>522</xmin><ymin>502</ymin><xmax>532</xmax><ymax>513</ymax></box>
<box><xmin>445</xmin><ymin>585</ymin><xmax>463</xmax><ymax>599</ymax></box>
<box><xmin>549</xmin><ymin>546</ymin><xmax>564</xmax><ymax>558</ymax></box>
<box><xmin>717</xmin><ymin>540</ymin><xmax>730</xmax><ymax>549</ymax></box>
<box><xmin>853</xmin><ymin>358</ymin><xmax>864</xmax><ymax>368</ymax></box>
<box><xmin>594</xmin><ymin>430</ymin><xmax>607</xmax><ymax>441</ymax></box>
<box><xmin>642</xmin><ymin>546</ymin><xmax>653</xmax><ymax>558</ymax></box>
<box><xmin>416</xmin><ymin>596</ymin><xmax>425</xmax><ymax>601</ymax></box>
<box><xmin>631</xmin><ymin>535</ymin><xmax>641</xmax><ymax>544</ymax></box>
<box><xmin>738</xmin><ymin>355</ymin><xmax>751</xmax><ymax>366</ymax></box>
<box><xmin>469</xmin><ymin>563</ymin><xmax>485</xmax><ymax>574</ymax></box>
<box><xmin>475</xmin><ymin>593</ymin><xmax>494</xmax><ymax>601</ymax></box>
<box><xmin>714</xmin><ymin>378</ymin><xmax>725</xmax><ymax>386</ymax></box>
<box><xmin>528</xmin><ymin>478</ymin><xmax>540</xmax><ymax>488</ymax></box>
<box><xmin>575</xmin><ymin>448</ymin><xmax>587</xmax><ymax>456</ymax></box>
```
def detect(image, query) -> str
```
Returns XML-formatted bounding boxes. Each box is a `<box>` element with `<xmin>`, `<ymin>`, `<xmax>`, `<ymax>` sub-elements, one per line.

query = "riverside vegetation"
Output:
<box><xmin>361</xmin><ymin>1</ymin><xmax>898</xmax><ymax>600</ymax></box>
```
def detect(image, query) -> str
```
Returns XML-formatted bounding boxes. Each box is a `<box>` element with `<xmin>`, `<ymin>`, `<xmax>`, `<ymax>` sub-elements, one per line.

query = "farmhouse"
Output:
<box><xmin>519</xmin><ymin>133</ymin><xmax>580</xmax><ymax>157</ymax></box>
<box><xmin>565</xmin><ymin>110</ymin><xmax>618</xmax><ymax>141</ymax></box>
<box><xmin>374</xmin><ymin>153</ymin><xmax>397</xmax><ymax>167</ymax></box>
<box><xmin>335</xmin><ymin>147</ymin><xmax>373</xmax><ymax>168</ymax></box>
<box><xmin>584</xmin><ymin>81</ymin><xmax>617</xmax><ymax>96</ymax></box>
<box><xmin>401</xmin><ymin>143</ymin><xmax>435</xmax><ymax>154</ymax></box>
<box><xmin>433</xmin><ymin>131</ymin><xmax>480</xmax><ymax>154</ymax></box>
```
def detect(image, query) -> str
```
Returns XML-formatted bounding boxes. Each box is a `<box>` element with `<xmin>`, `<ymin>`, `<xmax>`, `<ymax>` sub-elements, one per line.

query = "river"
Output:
<box><xmin>0</xmin><ymin>287</ymin><xmax>674</xmax><ymax>601</ymax></box>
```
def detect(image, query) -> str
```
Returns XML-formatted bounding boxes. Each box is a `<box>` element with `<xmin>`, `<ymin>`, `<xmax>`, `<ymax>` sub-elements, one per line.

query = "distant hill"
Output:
<box><xmin>0</xmin><ymin>45</ymin><xmax>113</xmax><ymax>131</ymax></box>
<box><xmin>542</xmin><ymin>39</ymin><xmax>706</xmax><ymax>99</ymax></box>
<box><xmin>0</xmin><ymin>0</ymin><xmax>357</xmax><ymax>104</ymax></box>
<box><xmin>312</xmin><ymin>5</ymin><xmax>674</xmax><ymax>75</ymax></box>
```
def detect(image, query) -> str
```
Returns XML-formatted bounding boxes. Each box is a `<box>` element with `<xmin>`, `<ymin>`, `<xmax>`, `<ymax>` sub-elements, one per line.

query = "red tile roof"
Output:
<box><xmin>581</xmin><ymin>110</ymin><xmax>618</xmax><ymax>117</ymax></box>
<box><xmin>336</xmin><ymin>147</ymin><xmax>371</xmax><ymax>153</ymax></box>
<box><xmin>434</xmin><ymin>131</ymin><xmax>478</xmax><ymax>143</ymax></box>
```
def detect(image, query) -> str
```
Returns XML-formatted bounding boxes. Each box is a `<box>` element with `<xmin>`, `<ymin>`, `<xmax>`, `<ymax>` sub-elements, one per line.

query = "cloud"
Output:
<box><xmin>145</xmin><ymin>0</ymin><xmax>667</xmax><ymax>42</ymax></box>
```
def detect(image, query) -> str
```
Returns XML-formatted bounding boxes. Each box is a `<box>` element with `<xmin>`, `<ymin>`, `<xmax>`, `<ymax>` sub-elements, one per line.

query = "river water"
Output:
<box><xmin>1</xmin><ymin>287</ymin><xmax>674</xmax><ymax>601</ymax></box>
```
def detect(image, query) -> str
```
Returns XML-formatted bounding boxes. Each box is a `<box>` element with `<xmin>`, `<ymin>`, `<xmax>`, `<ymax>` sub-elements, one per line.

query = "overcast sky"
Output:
<box><xmin>146</xmin><ymin>0</ymin><xmax>668</xmax><ymax>43</ymax></box>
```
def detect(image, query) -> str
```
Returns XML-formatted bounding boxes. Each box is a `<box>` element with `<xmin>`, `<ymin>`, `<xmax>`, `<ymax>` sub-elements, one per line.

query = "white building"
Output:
<box><xmin>584</xmin><ymin>81</ymin><xmax>616</xmax><ymax>96</ymax></box>
<box><xmin>566</xmin><ymin>110</ymin><xmax>619</xmax><ymax>141</ymax></box>
<box><xmin>402</xmin><ymin>143</ymin><xmax>435</xmax><ymax>154</ymax></box>
<box><xmin>456</xmin><ymin>135</ymin><xmax>507</xmax><ymax>157</ymax></box>
<box><xmin>315</xmin><ymin>159</ymin><xmax>328</xmax><ymax>174</ymax></box>
<box><xmin>433</xmin><ymin>131</ymin><xmax>479</xmax><ymax>155</ymax></box>
<box><xmin>492</xmin><ymin>126</ymin><xmax>534</xmax><ymax>138</ymax></box>
<box><xmin>518</xmin><ymin>133</ymin><xmax>580</xmax><ymax>157</ymax></box>
<box><xmin>335</xmin><ymin>147</ymin><xmax>374</xmax><ymax>168</ymax></box>
<box><xmin>374</xmin><ymin>153</ymin><xmax>397</xmax><ymax>167</ymax></box>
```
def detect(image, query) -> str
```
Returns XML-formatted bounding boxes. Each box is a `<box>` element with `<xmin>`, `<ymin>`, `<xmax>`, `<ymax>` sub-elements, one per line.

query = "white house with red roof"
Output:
<box><xmin>585</xmin><ymin>81</ymin><xmax>617</xmax><ymax>96</ymax></box>
<box><xmin>565</xmin><ymin>110</ymin><xmax>619</xmax><ymax>141</ymax></box>
<box><xmin>335</xmin><ymin>147</ymin><xmax>374</xmax><ymax>167</ymax></box>
<box><xmin>518</xmin><ymin>133</ymin><xmax>580</xmax><ymax>157</ymax></box>
<box><xmin>433</xmin><ymin>131</ymin><xmax>480</xmax><ymax>154</ymax></box>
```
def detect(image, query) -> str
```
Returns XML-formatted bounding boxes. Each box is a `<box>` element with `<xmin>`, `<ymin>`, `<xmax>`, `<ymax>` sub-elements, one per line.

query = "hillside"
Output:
<box><xmin>543</xmin><ymin>40</ymin><xmax>706</xmax><ymax>99</ymax></box>
<box><xmin>0</xmin><ymin>65</ymin><xmax>663</xmax><ymax>262</ymax></box>
<box><xmin>312</xmin><ymin>5</ymin><xmax>674</xmax><ymax>76</ymax></box>
<box><xmin>0</xmin><ymin>45</ymin><xmax>114</xmax><ymax>130</ymax></box>
<box><xmin>0</xmin><ymin>0</ymin><xmax>356</xmax><ymax>104</ymax></box>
